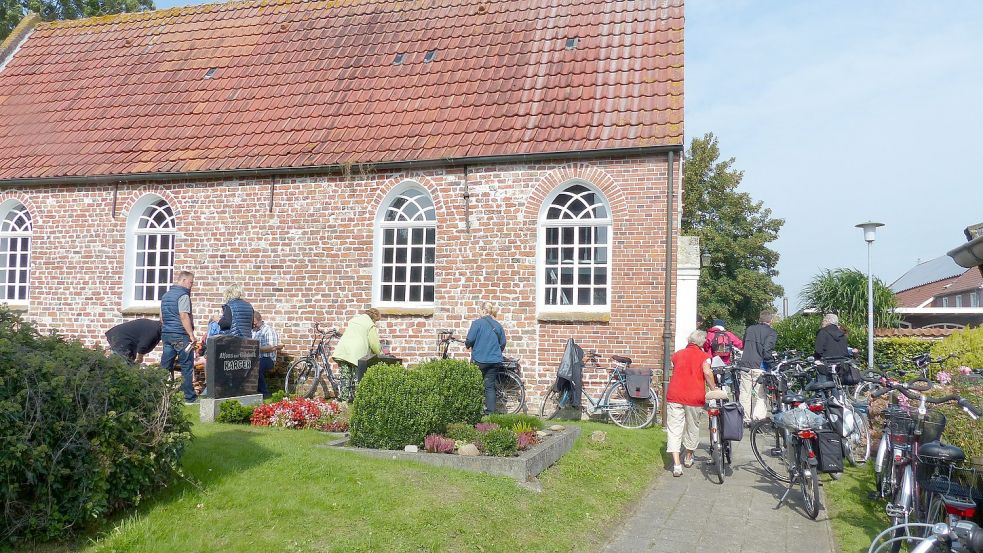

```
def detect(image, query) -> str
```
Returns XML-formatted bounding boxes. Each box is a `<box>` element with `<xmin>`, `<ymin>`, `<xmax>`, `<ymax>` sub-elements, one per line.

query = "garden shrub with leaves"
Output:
<box><xmin>931</xmin><ymin>327</ymin><xmax>983</xmax><ymax>375</ymax></box>
<box><xmin>874</xmin><ymin>337</ymin><xmax>933</xmax><ymax>375</ymax></box>
<box><xmin>349</xmin><ymin>360</ymin><xmax>482</xmax><ymax>450</ymax></box>
<box><xmin>481</xmin><ymin>428</ymin><xmax>519</xmax><ymax>457</ymax></box>
<box><xmin>216</xmin><ymin>400</ymin><xmax>256</xmax><ymax>424</ymax></box>
<box><xmin>445</xmin><ymin>422</ymin><xmax>480</xmax><ymax>444</ymax></box>
<box><xmin>482</xmin><ymin>413</ymin><xmax>544</xmax><ymax>431</ymax></box>
<box><xmin>0</xmin><ymin>309</ymin><xmax>192</xmax><ymax>543</ymax></box>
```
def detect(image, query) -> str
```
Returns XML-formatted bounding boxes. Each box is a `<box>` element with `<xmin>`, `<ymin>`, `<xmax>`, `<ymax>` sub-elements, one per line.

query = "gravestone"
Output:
<box><xmin>205</xmin><ymin>335</ymin><xmax>261</xmax><ymax>397</ymax></box>
<box><xmin>356</xmin><ymin>353</ymin><xmax>403</xmax><ymax>382</ymax></box>
<box><xmin>200</xmin><ymin>335</ymin><xmax>262</xmax><ymax>423</ymax></box>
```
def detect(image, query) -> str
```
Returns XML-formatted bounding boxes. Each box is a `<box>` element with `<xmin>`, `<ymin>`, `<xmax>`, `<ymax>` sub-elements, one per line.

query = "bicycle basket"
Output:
<box><xmin>501</xmin><ymin>357</ymin><xmax>521</xmax><ymax>374</ymax></box>
<box><xmin>884</xmin><ymin>408</ymin><xmax>915</xmax><ymax>440</ymax></box>
<box><xmin>772</xmin><ymin>408</ymin><xmax>826</xmax><ymax>432</ymax></box>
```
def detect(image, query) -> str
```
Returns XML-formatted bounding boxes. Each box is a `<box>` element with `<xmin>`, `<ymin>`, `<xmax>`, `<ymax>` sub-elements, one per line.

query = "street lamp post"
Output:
<box><xmin>856</xmin><ymin>222</ymin><xmax>884</xmax><ymax>369</ymax></box>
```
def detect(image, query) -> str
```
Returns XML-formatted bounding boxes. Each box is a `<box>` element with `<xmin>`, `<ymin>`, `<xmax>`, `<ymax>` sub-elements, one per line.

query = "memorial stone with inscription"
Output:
<box><xmin>205</xmin><ymin>335</ymin><xmax>261</xmax><ymax>398</ymax></box>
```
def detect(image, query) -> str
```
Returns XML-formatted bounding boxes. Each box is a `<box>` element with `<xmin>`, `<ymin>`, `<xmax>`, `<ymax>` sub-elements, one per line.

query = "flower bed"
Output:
<box><xmin>250</xmin><ymin>397</ymin><xmax>349</xmax><ymax>432</ymax></box>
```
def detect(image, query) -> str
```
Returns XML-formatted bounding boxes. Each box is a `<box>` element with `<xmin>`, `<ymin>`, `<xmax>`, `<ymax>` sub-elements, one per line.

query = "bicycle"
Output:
<box><xmin>865</xmin><ymin>374</ymin><xmax>981</xmax><ymax>552</ymax></box>
<box><xmin>284</xmin><ymin>323</ymin><xmax>343</xmax><ymax>399</ymax></box>
<box><xmin>772</xmin><ymin>401</ymin><xmax>828</xmax><ymax>520</ymax></box>
<box><xmin>869</xmin><ymin>520</ymin><xmax>983</xmax><ymax>553</ymax></box>
<box><xmin>854</xmin><ymin>353</ymin><xmax>960</xmax><ymax>401</ymax></box>
<box><xmin>705</xmin><ymin>385</ymin><xmax>732</xmax><ymax>485</ymax></box>
<box><xmin>749</xmin><ymin>353</ymin><xmax>814</xmax><ymax>483</ymax></box>
<box><xmin>540</xmin><ymin>350</ymin><xmax>660</xmax><ymax>429</ymax></box>
<box><xmin>435</xmin><ymin>330</ymin><xmax>526</xmax><ymax>414</ymax></box>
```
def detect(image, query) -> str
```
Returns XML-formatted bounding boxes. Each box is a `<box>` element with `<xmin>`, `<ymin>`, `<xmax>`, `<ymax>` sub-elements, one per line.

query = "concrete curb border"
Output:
<box><xmin>323</xmin><ymin>426</ymin><xmax>582</xmax><ymax>482</ymax></box>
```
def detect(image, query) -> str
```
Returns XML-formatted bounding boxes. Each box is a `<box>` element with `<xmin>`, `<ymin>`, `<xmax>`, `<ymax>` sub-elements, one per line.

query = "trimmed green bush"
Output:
<box><xmin>0</xmin><ymin>309</ymin><xmax>192</xmax><ymax>542</ymax></box>
<box><xmin>216</xmin><ymin>400</ymin><xmax>256</xmax><ymax>424</ymax></box>
<box><xmin>931</xmin><ymin>326</ymin><xmax>983</xmax><ymax>375</ymax></box>
<box><xmin>445</xmin><ymin>422</ymin><xmax>480</xmax><ymax>444</ymax></box>
<box><xmin>774</xmin><ymin>314</ymin><xmax>866</xmax><ymax>360</ymax></box>
<box><xmin>482</xmin><ymin>428</ymin><xmax>518</xmax><ymax>457</ymax></box>
<box><xmin>349</xmin><ymin>359</ymin><xmax>482</xmax><ymax>450</ymax></box>
<box><xmin>482</xmin><ymin>413</ymin><xmax>544</xmax><ymax>431</ymax></box>
<box><xmin>873</xmin><ymin>337</ymin><xmax>933</xmax><ymax>374</ymax></box>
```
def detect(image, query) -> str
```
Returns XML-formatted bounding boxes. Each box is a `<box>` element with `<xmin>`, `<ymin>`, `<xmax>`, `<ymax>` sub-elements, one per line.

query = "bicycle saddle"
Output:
<box><xmin>782</xmin><ymin>393</ymin><xmax>805</xmax><ymax>404</ymax></box>
<box><xmin>805</xmin><ymin>381</ymin><xmax>837</xmax><ymax>392</ymax></box>
<box><xmin>920</xmin><ymin>441</ymin><xmax>965</xmax><ymax>464</ymax></box>
<box><xmin>611</xmin><ymin>355</ymin><xmax>632</xmax><ymax>365</ymax></box>
<box><xmin>706</xmin><ymin>389</ymin><xmax>729</xmax><ymax>401</ymax></box>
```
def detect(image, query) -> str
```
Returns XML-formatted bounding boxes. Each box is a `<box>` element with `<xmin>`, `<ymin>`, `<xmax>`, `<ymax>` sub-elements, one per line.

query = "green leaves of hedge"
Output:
<box><xmin>0</xmin><ymin>309</ymin><xmax>191</xmax><ymax>543</ymax></box>
<box><xmin>349</xmin><ymin>359</ymin><xmax>483</xmax><ymax>450</ymax></box>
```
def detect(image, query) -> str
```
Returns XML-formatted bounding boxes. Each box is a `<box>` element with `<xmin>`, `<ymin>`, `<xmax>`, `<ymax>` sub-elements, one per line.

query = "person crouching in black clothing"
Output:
<box><xmin>106</xmin><ymin>318</ymin><xmax>162</xmax><ymax>365</ymax></box>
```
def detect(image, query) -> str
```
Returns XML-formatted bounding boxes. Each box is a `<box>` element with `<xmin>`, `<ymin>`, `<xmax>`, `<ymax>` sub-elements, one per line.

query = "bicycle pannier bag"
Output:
<box><xmin>625</xmin><ymin>368</ymin><xmax>652</xmax><ymax>399</ymax></box>
<box><xmin>815</xmin><ymin>430</ymin><xmax>844</xmax><ymax>473</ymax></box>
<box><xmin>839</xmin><ymin>363</ymin><xmax>863</xmax><ymax>386</ymax></box>
<box><xmin>711</xmin><ymin>331</ymin><xmax>733</xmax><ymax>354</ymax></box>
<box><xmin>720</xmin><ymin>402</ymin><xmax>745</xmax><ymax>442</ymax></box>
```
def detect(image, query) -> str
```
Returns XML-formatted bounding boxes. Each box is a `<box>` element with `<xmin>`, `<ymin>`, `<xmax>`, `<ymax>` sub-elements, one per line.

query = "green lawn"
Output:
<box><xmin>20</xmin><ymin>410</ymin><xmax>665</xmax><ymax>553</ymax></box>
<box><xmin>824</xmin><ymin>465</ymin><xmax>888</xmax><ymax>553</ymax></box>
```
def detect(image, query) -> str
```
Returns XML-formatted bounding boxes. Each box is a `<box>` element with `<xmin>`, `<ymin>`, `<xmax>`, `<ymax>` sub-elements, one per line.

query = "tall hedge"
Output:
<box><xmin>0</xmin><ymin>309</ymin><xmax>192</xmax><ymax>542</ymax></box>
<box><xmin>349</xmin><ymin>359</ymin><xmax>482</xmax><ymax>450</ymax></box>
<box><xmin>873</xmin><ymin>337</ymin><xmax>933</xmax><ymax>374</ymax></box>
<box><xmin>931</xmin><ymin>326</ymin><xmax>983</xmax><ymax>374</ymax></box>
<box><xmin>773</xmin><ymin>314</ymin><xmax>866</xmax><ymax>359</ymax></box>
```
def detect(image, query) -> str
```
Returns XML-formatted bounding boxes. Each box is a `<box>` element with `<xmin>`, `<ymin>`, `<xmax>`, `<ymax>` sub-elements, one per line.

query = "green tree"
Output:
<box><xmin>683</xmin><ymin>132</ymin><xmax>785</xmax><ymax>330</ymax></box>
<box><xmin>799</xmin><ymin>267</ymin><xmax>899</xmax><ymax>328</ymax></box>
<box><xmin>2</xmin><ymin>0</ymin><xmax>153</xmax><ymax>43</ymax></box>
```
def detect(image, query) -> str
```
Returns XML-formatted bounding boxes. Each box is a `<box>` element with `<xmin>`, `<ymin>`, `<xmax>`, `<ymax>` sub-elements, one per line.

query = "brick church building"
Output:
<box><xmin>0</xmin><ymin>0</ymin><xmax>684</xmax><ymax>402</ymax></box>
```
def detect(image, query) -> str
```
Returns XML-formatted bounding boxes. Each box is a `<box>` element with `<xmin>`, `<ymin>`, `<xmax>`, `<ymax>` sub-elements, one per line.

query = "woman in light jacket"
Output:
<box><xmin>332</xmin><ymin>308</ymin><xmax>382</xmax><ymax>401</ymax></box>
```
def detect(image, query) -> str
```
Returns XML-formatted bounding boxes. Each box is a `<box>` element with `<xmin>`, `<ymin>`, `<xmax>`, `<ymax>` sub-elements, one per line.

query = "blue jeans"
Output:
<box><xmin>259</xmin><ymin>357</ymin><xmax>274</xmax><ymax>397</ymax></box>
<box><xmin>161</xmin><ymin>333</ymin><xmax>196</xmax><ymax>402</ymax></box>
<box><xmin>477</xmin><ymin>363</ymin><xmax>500</xmax><ymax>415</ymax></box>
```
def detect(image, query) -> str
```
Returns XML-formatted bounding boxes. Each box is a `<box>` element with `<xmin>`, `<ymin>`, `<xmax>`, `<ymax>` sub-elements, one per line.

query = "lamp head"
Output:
<box><xmin>701</xmin><ymin>250</ymin><xmax>712</xmax><ymax>268</ymax></box>
<box><xmin>856</xmin><ymin>221</ymin><xmax>884</xmax><ymax>243</ymax></box>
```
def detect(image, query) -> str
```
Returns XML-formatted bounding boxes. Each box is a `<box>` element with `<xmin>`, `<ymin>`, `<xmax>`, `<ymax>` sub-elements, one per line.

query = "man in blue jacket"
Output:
<box><xmin>465</xmin><ymin>301</ymin><xmax>507</xmax><ymax>415</ymax></box>
<box><xmin>160</xmin><ymin>271</ymin><xmax>197</xmax><ymax>404</ymax></box>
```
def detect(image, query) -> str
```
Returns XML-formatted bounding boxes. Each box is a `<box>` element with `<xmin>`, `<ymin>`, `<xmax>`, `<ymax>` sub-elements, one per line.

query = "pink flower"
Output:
<box><xmin>958</xmin><ymin>366</ymin><xmax>973</xmax><ymax>376</ymax></box>
<box><xmin>936</xmin><ymin>371</ymin><xmax>952</xmax><ymax>385</ymax></box>
<box><xmin>897</xmin><ymin>393</ymin><xmax>911</xmax><ymax>410</ymax></box>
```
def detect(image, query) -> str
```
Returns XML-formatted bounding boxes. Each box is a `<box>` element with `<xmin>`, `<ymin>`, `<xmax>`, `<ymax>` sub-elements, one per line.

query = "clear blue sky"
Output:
<box><xmin>154</xmin><ymin>0</ymin><xmax>983</xmax><ymax>306</ymax></box>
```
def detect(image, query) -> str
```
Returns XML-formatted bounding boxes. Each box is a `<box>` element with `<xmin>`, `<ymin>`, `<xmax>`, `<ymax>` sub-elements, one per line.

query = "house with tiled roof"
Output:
<box><xmin>0</xmin><ymin>0</ymin><xmax>684</xmax><ymax>402</ymax></box>
<box><xmin>891</xmin><ymin>251</ymin><xmax>983</xmax><ymax>330</ymax></box>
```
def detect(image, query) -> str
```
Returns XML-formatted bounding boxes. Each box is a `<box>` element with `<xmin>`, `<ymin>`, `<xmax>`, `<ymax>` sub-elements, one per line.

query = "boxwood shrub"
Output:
<box><xmin>349</xmin><ymin>359</ymin><xmax>482</xmax><ymax>450</ymax></box>
<box><xmin>0</xmin><ymin>309</ymin><xmax>192</xmax><ymax>543</ymax></box>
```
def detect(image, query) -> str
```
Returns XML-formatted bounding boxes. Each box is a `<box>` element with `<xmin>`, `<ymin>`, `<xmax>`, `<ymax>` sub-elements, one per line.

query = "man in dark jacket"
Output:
<box><xmin>105</xmin><ymin>318</ymin><xmax>162</xmax><ymax>364</ymax></box>
<box><xmin>815</xmin><ymin>313</ymin><xmax>853</xmax><ymax>360</ymax></box>
<box><xmin>738</xmin><ymin>310</ymin><xmax>778</xmax><ymax>424</ymax></box>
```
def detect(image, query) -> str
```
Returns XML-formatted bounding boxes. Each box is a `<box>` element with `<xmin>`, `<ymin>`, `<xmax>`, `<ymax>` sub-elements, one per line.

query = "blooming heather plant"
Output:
<box><xmin>423</xmin><ymin>434</ymin><xmax>455</xmax><ymax>454</ymax></box>
<box><xmin>936</xmin><ymin>371</ymin><xmax>953</xmax><ymax>385</ymax></box>
<box><xmin>958</xmin><ymin>366</ymin><xmax>973</xmax><ymax>376</ymax></box>
<box><xmin>475</xmin><ymin>422</ymin><xmax>499</xmax><ymax>433</ymax></box>
<box><xmin>516</xmin><ymin>431</ymin><xmax>539</xmax><ymax>451</ymax></box>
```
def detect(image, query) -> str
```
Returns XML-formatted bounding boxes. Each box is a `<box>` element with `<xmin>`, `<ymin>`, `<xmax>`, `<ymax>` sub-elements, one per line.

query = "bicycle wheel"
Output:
<box><xmin>750</xmin><ymin>418</ymin><xmax>790</xmax><ymax>483</ymax></box>
<box><xmin>539</xmin><ymin>388</ymin><xmax>569</xmax><ymax>419</ymax></box>
<box><xmin>710</xmin><ymin>435</ymin><xmax>725</xmax><ymax>485</ymax></box>
<box><xmin>852</xmin><ymin>381</ymin><xmax>873</xmax><ymax>402</ymax></box>
<box><xmin>604</xmin><ymin>383</ymin><xmax>658</xmax><ymax>429</ymax></box>
<box><xmin>800</xmin><ymin>459</ymin><xmax>821</xmax><ymax>520</ymax></box>
<box><xmin>847</xmin><ymin>414</ymin><xmax>871</xmax><ymax>466</ymax></box>
<box><xmin>923</xmin><ymin>492</ymin><xmax>946</xmax><ymax>537</ymax></box>
<box><xmin>494</xmin><ymin>371</ymin><xmax>525</xmax><ymax>414</ymax></box>
<box><xmin>284</xmin><ymin>358</ymin><xmax>321</xmax><ymax>399</ymax></box>
<box><xmin>889</xmin><ymin>466</ymin><xmax>915</xmax><ymax>553</ymax></box>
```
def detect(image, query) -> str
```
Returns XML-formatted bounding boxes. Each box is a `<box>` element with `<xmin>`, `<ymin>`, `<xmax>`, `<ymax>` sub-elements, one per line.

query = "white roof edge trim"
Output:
<box><xmin>894</xmin><ymin>307</ymin><xmax>983</xmax><ymax>314</ymax></box>
<box><xmin>0</xmin><ymin>28</ymin><xmax>34</xmax><ymax>73</ymax></box>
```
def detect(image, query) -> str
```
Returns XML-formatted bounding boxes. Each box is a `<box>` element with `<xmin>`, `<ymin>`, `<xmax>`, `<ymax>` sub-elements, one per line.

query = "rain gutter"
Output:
<box><xmin>0</xmin><ymin>144</ymin><xmax>683</xmax><ymax>187</ymax></box>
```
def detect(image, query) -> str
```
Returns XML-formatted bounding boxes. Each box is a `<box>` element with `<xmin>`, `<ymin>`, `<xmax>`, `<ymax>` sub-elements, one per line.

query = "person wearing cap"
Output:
<box><xmin>702</xmin><ymin>318</ymin><xmax>743</xmax><ymax>365</ymax></box>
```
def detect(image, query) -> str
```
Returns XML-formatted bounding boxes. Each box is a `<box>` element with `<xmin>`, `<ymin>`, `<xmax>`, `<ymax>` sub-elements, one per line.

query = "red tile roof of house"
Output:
<box><xmin>874</xmin><ymin>328</ymin><xmax>956</xmax><ymax>339</ymax></box>
<box><xmin>947</xmin><ymin>266</ymin><xmax>983</xmax><ymax>294</ymax></box>
<box><xmin>895</xmin><ymin>275</ymin><xmax>960</xmax><ymax>308</ymax></box>
<box><xmin>0</xmin><ymin>0</ymin><xmax>684</xmax><ymax>181</ymax></box>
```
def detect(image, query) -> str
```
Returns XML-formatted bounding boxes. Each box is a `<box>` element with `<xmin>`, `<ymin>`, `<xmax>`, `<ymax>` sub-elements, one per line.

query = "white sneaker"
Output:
<box><xmin>672</xmin><ymin>464</ymin><xmax>683</xmax><ymax>477</ymax></box>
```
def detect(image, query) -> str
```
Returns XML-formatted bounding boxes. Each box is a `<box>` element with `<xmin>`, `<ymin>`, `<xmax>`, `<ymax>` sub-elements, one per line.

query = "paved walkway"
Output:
<box><xmin>602</xmin><ymin>437</ymin><xmax>837</xmax><ymax>553</ymax></box>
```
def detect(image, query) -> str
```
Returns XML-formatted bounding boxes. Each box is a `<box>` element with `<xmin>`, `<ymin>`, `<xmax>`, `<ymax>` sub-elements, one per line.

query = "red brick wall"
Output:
<box><xmin>0</xmin><ymin>154</ymin><xmax>680</xmax><ymax>405</ymax></box>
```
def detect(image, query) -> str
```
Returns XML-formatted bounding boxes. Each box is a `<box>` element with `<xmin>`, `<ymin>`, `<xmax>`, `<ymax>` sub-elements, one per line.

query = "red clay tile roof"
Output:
<box><xmin>874</xmin><ymin>328</ymin><xmax>956</xmax><ymax>339</ymax></box>
<box><xmin>0</xmin><ymin>0</ymin><xmax>684</xmax><ymax>181</ymax></box>
<box><xmin>947</xmin><ymin>266</ymin><xmax>983</xmax><ymax>294</ymax></box>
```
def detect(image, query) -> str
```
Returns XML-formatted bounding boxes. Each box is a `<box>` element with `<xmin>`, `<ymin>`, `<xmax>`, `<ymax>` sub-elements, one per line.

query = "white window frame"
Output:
<box><xmin>955</xmin><ymin>294</ymin><xmax>963</xmax><ymax>308</ymax></box>
<box><xmin>372</xmin><ymin>182</ymin><xmax>437</xmax><ymax>309</ymax></box>
<box><xmin>0</xmin><ymin>200</ymin><xmax>32</xmax><ymax>307</ymax></box>
<box><xmin>122</xmin><ymin>195</ymin><xmax>176</xmax><ymax>311</ymax></box>
<box><xmin>972</xmin><ymin>291</ymin><xmax>980</xmax><ymax>308</ymax></box>
<box><xmin>941</xmin><ymin>296</ymin><xmax>949</xmax><ymax>308</ymax></box>
<box><xmin>536</xmin><ymin>181</ymin><xmax>613</xmax><ymax>315</ymax></box>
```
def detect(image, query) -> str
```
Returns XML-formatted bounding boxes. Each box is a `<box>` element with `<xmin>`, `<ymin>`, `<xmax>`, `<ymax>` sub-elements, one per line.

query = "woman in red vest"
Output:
<box><xmin>666</xmin><ymin>330</ymin><xmax>720</xmax><ymax>477</ymax></box>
